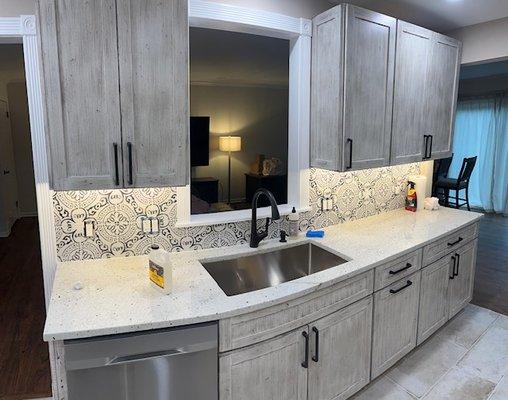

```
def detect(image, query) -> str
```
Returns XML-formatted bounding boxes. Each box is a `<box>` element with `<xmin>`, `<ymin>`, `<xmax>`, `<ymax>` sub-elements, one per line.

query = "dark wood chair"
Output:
<box><xmin>432</xmin><ymin>154</ymin><xmax>453</xmax><ymax>198</ymax></box>
<box><xmin>435</xmin><ymin>156</ymin><xmax>477</xmax><ymax>211</ymax></box>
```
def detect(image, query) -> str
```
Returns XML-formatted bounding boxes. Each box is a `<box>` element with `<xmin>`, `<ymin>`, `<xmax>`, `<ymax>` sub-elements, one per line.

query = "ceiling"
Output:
<box><xmin>190</xmin><ymin>27</ymin><xmax>289</xmax><ymax>87</ymax></box>
<box><xmin>329</xmin><ymin>0</ymin><xmax>508</xmax><ymax>32</ymax></box>
<box><xmin>460</xmin><ymin>59</ymin><xmax>508</xmax><ymax>79</ymax></box>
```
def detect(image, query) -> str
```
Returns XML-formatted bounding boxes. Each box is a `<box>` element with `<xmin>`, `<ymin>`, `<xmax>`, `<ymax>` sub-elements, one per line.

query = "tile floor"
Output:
<box><xmin>352</xmin><ymin>304</ymin><xmax>508</xmax><ymax>400</ymax></box>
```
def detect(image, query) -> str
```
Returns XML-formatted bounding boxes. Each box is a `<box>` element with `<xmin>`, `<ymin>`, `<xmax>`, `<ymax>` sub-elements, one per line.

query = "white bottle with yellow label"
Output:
<box><xmin>148</xmin><ymin>244</ymin><xmax>172</xmax><ymax>294</ymax></box>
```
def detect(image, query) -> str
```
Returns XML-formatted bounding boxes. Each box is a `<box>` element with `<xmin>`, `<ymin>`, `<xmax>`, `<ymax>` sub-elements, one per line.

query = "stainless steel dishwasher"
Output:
<box><xmin>64</xmin><ymin>322</ymin><xmax>218</xmax><ymax>400</ymax></box>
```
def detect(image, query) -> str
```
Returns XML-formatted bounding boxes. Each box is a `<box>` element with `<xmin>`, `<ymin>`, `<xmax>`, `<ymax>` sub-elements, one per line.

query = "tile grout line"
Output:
<box><xmin>455</xmin><ymin>313</ymin><xmax>501</xmax><ymax>366</ymax></box>
<box><xmin>385</xmin><ymin>374</ymin><xmax>419</xmax><ymax>399</ymax></box>
<box><xmin>486</xmin><ymin>374</ymin><xmax>506</xmax><ymax>400</ymax></box>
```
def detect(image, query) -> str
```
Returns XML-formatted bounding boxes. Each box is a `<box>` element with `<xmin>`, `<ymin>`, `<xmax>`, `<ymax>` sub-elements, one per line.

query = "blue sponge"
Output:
<box><xmin>306</xmin><ymin>230</ymin><xmax>325</xmax><ymax>238</ymax></box>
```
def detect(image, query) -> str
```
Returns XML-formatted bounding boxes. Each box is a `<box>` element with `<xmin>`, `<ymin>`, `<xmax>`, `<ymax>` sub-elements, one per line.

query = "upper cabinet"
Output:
<box><xmin>392</xmin><ymin>22</ymin><xmax>461</xmax><ymax>165</ymax></box>
<box><xmin>38</xmin><ymin>0</ymin><xmax>189</xmax><ymax>190</ymax></box>
<box><xmin>311</xmin><ymin>5</ymin><xmax>396</xmax><ymax>171</ymax></box>
<box><xmin>311</xmin><ymin>5</ymin><xmax>461</xmax><ymax>172</ymax></box>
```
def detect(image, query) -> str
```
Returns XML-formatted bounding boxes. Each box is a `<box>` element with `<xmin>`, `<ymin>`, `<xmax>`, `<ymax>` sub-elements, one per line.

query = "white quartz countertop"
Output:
<box><xmin>44</xmin><ymin>207</ymin><xmax>482</xmax><ymax>341</ymax></box>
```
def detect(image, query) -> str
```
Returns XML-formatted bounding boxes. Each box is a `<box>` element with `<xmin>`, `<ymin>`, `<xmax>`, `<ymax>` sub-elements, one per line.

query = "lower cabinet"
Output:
<box><xmin>371</xmin><ymin>271</ymin><xmax>421</xmax><ymax>379</ymax></box>
<box><xmin>219</xmin><ymin>328</ymin><xmax>308</xmax><ymax>400</ymax></box>
<box><xmin>418</xmin><ymin>239</ymin><xmax>478</xmax><ymax>344</ymax></box>
<box><xmin>219</xmin><ymin>297</ymin><xmax>373</xmax><ymax>400</ymax></box>
<box><xmin>448</xmin><ymin>239</ymin><xmax>477</xmax><ymax>319</ymax></box>
<box><xmin>417</xmin><ymin>256</ymin><xmax>452</xmax><ymax>344</ymax></box>
<box><xmin>307</xmin><ymin>297</ymin><xmax>372</xmax><ymax>400</ymax></box>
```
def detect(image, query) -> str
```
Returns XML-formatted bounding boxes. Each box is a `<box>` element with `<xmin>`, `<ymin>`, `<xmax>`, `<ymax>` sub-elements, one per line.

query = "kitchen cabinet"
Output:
<box><xmin>425</xmin><ymin>33</ymin><xmax>461</xmax><ymax>160</ymax></box>
<box><xmin>391</xmin><ymin>21</ymin><xmax>461</xmax><ymax>165</ymax></box>
<box><xmin>417</xmin><ymin>256</ymin><xmax>452</xmax><ymax>344</ymax></box>
<box><xmin>307</xmin><ymin>297</ymin><xmax>372</xmax><ymax>400</ymax></box>
<box><xmin>220</xmin><ymin>297</ymin><xmax>373</xmax><ymax>400</ymax></box>
<box><xmin>418</xmin><ymin>237</ymin><xmax>478</xmax><ymax>344</ymax></box>
<box><xmin>311</xmin><ymin>5</ymin><xmax>396</xmax><ymax>171</ymax></box>
<box><xmin>312</xmin><ymin>7</ymin><xmax>461</xmax><ymax>171</ymax></box>
<box><xmin>219</xmin><ymin>328</ymin><xmax>308</xmax><ymax>400</ymax></box>
<box><xmin>448</xmin><ymin>239</ymin><xmax>477</xmax><ymax>318</ymax></box>
<box><xmin>371</xmin><ymin>271</ymin><xmax>421</xmax><ymax>379</ymax></box>
<box><xmin>38</xmin><ymin>0</ymin><xmax>189</xmax><ymax>190</ymax></box>
<box><xmin>390</xmin><ymin>21</ymin><xmax>433</xmax><ymax>165</ymax></box>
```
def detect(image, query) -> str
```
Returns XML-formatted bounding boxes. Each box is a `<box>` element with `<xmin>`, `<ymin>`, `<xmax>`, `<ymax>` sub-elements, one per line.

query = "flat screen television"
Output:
<box><xmin>190</xmin><ymin>116</ymin><xmax>210</xmax><ymax>167</ymax></box>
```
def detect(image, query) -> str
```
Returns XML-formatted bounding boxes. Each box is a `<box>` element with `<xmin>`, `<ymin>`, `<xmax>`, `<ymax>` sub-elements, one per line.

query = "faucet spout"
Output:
<box><xmin>250</xmin><ymin>188</ymin><xmax>280</xmax><ymax>248</ymax></box>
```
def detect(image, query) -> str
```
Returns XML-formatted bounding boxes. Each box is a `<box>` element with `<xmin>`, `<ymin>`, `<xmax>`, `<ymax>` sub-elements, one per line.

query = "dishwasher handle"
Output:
<box><xmin>107</xmin><ymin>349</ymin><xmax>182</xmax><ymax>365</ymax></box>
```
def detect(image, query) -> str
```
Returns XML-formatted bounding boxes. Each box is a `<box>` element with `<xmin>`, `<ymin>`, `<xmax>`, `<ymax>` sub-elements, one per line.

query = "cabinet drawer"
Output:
<box><xmin>219</xmin><ymin>270</ymin><xmax>374</xmax><ymax>352</ymax></box>
<box><xmin>374</xmin><ymin>249</ymin><xmax>422</xmax><ymax>291</ymax></box>
<box><xmin>371</xmin><ymin>271</ymin><xmax>421</xmax><ymax>379</ymax></box>
<box><xmin>422</xmin><ymin>223</ymin><xmax>478</xmax><ymax>266</ymax></box>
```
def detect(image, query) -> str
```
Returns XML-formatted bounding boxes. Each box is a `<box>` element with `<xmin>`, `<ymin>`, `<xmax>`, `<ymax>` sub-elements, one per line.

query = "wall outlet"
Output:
<box><xmin>150</xmin><ymin>217</ymin><xmax>159</xmax><ymax>234</ymax></box>
<box><xmin>84</xmin><ymin>220</ymin><xmax>95</xmax><ymax>237</ymax></box>
<box><xmin>321</xmin><ymin>197</ymin><xmax>333</xmax><ymax>211</ymax></box>
<box><xmin>142</xmin><ymin>218</ymin><xmax>151</xmax><ymax>234</ymax></box>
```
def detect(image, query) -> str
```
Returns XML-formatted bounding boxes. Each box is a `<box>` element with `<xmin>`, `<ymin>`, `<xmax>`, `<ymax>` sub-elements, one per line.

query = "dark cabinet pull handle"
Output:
<box><xmin>312</xmin><ymin>327</ymin><xmax>319</xmax><ymax>363</ymax></box>
<box><xmin>301</xmin><ymin>331</ymin><xmax>309</xmax><ymax>368</ymax></box>
<box><xmin>346</xmin><ymin>138</ymin><xmax>353</xmax><ymax>169</ymax></box>
<box><xmin>389</xmin><ymin>280</ymin><xmax>412</xmax><ymax>294</ymax></box>
<box><xmin>389</xmin><ymin>263</ymin><xmax>412</xmax><ymax>275</ymax></box>
<box><xmin>127</xmin><ymin>142</ymin><xmax>133</xmax><ymax>185</ymax></box>
<box><xmin>428</xmin><ymin>135</ymin><xmax>433</xmax><ymax>158</ymax></box>
<box><xmin>450</xmin><ymin>256</ymin><xmax>456</xmax><ymax>280</ymax></box>
<box><xmin>113</xmin><ymin>143</ymin><xmax>120</xmax><ymax>186</ymax></box>
<box><xmin>454</xmin><ymin>253</ymin><xmax>460</xmax><ymax>277</ymax></box>
<box><xmin>447</xmin><ymin>237</ymin><xmax>463</xmax><ymax>247</ymax></box>
<box><xmin>423</xmin><ymin>135</ymin><xmax>429</xmax><ymax>159</ymax></box>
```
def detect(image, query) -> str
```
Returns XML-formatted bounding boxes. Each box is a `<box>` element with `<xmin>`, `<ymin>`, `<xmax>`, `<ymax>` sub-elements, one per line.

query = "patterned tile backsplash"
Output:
<box><xmin>53</xmin><ymin>163</ymin><xmax>421</xmax><ymax>261</ymax></box>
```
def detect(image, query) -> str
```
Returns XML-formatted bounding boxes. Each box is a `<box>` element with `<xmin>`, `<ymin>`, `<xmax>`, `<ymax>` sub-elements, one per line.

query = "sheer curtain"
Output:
<box><xmin>451</xmin><ymin>95</ymin><xmax>508</xmax><ymax>215</ymax></box>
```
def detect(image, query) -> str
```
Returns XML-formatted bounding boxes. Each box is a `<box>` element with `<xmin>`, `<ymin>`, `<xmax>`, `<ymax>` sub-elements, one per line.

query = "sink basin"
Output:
<box><xmin>201</xmin><ymin>243</ymin><xmax>348</xmax><ymax>296</ymax></box>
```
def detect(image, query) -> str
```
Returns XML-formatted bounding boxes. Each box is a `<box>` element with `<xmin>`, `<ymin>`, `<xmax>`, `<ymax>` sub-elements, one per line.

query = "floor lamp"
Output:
<box><xmin>219</xmin><ymin>136</ymin><xmax>242</xmax><ymax>204</ymax></box>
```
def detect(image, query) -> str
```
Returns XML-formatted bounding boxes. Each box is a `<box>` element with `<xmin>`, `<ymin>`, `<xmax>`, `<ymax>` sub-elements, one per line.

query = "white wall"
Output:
<box><xmin>448</xmin><ymin>17</ymin><xmax>508</xmax><ymax>65</ymax></box>
<box><xmin>191</xmin><ymin>84</ymin><xmax>288</xmax><ymax>202</ymax></box>
<box><xmin>0</xmin><ymin>0</ymin><xmax>330</xmax><ymax>19</ymax></box>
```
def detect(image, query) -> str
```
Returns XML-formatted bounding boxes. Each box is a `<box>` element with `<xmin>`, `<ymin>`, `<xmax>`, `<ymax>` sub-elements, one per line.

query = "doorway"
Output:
<box><xmin>0</xmin><ymin>43</ymin><xmax>51</xmax><ymax>400</ymax></box>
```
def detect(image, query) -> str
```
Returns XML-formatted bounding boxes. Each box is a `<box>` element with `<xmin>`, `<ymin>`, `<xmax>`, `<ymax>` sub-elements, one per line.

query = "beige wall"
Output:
<box><xmin>448</xmin><ymin>17</ymin><xmax>508</xmax><ymax>65</ymax></box>
<box><xmin>190</xmin><ymin>84</ymin><xmax>288</xmax><ymax>203</ymax></box>
<box><xmin>0</xmin><ymin>0</ymin><xmax>35</xmax><ymax>16</ymax></box>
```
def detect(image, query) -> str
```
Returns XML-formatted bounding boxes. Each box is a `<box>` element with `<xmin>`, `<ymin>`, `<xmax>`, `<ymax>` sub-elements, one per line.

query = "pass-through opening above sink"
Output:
<box><xmin>201</xmin><ymin>243</ymin><xmax>349</xmax><ymax>296</ymax></box>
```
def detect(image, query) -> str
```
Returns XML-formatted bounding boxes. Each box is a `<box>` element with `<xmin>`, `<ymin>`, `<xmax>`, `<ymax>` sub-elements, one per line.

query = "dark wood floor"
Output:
<box><xmin>0</xmin><ymin>218</ymin><xmax>51</xmax><ymax>400</ymax></box>
<box><xmin>471</xmin><ymin>213</ymin><xmax>508</xmax><ymax>316</ymax></box>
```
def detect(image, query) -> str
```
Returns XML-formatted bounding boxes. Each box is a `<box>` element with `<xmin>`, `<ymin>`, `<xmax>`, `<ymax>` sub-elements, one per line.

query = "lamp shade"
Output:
<box><xmin>219</xmin><ymin>136</ymin><xmax>242</xmax><ymax>152</ymax></box>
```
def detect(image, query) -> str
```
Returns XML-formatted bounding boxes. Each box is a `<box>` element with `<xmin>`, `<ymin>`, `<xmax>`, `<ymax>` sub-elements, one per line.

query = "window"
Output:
<box><xmin>189</xmin><ymin>27</ymin><xmax>289</xmax><ymax>215</ymax></box>
<box><xmin>177</xmin><ymin>1</ymin><xmax>311</xmax><ymax>226</ymax></box>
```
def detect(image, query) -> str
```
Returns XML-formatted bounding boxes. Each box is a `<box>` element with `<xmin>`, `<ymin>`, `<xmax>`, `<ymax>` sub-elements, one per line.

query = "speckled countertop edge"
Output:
<box><xmin>44</xmin><ymin>207</ymin><xmax>482</xmax><ymax>341</ymax></box>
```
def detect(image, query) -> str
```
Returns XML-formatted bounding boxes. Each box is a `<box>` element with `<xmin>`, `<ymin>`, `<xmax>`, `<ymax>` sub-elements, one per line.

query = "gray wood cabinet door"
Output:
<box><xmin>425</xmin><ymin>33</ymin><xmax>461</xmax><ymax>160</ymax></box>
<box><xmin>117</xmin><ymin>0</ymin><xmax>189</xmax><ymax>188</ymax></box>
<box><xmin>38</xmin><ymin>0</ymin><xmax>123</xmax><ymax>190</ymax></box>
<box><xmin>417</xmin><ymin>256</ymin><xmax>452</xmax><ymax>344</ymax></box>
<box><xmin>219</xmin><ymin>328</ymin><xmax>308</xmax><ymax>400</ymax></box>
<box><xmin>343</xmin><ymin>5</ymin><xmax>395</xmax><ymax>171</ymax></box>
<box><xmin>371</xmin><ymin>271</ymin><xmax>421</xmax><ymax>379</ymax></box>
<box><xmin>308</xmin><ymin>297</ymin><xmax>372</xmax><ymax>400</ymax></box>
<box><xmin>310</xmin><ymin>6</ymin><xmax>344</xmax><ymax>171</ymax></box>
<box><xmin>391</xmin><ymin>21</ymin><xmax>433</xmax><ymax>166</ymax></box>
<box><xmin>448</xmin><ymin>239</ymin><xmax>477</xmax><ymax>319</ymax></box>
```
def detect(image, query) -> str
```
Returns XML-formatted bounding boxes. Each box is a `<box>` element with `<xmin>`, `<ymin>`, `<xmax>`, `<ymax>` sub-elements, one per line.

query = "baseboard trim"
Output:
<box><xmin>19</xmin><ymin>211</ymin><xmax>38</xmax><ymax>218</ymax></box>
<box><xmin>0</xmin><ymin>227</ymin><xmax>11</xmax><ymax>238</ymax></box>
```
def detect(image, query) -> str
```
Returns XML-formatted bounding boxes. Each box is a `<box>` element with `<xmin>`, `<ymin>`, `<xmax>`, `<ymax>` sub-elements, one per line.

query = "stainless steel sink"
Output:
<box><xmin>201</xmin><ymin>243</ymin><xmax>348</xmax><ymax>296</ymax></box>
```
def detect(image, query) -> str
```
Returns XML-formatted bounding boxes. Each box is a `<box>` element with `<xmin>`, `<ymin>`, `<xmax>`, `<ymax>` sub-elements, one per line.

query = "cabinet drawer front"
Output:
<box><xmin>423</xmin><ymin>223</ymin><xmax>478</xmax><ymax>266</ymax></box>
<box><xmin>371</xmin><ymin>271</ymin><xmax>421</xmax><ymax>379</ymax></box>
<box><xmin>374</xmin><ymin>249</ymin><xmax>422</xmax><ymax>291</ymax></box>
<box><xmin>219</xmin><ymin>271</ymin><xmax>374</xmax><ymax>352</ymax></box>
